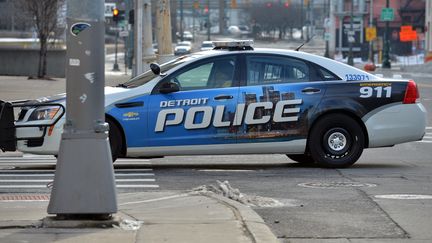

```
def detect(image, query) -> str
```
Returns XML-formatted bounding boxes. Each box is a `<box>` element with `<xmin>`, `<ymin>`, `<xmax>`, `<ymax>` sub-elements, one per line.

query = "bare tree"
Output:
<box><xmin>16</xmin><ymin>0</ymin><xmax>64</xmax><ymax>79</ymax></box>
<box><xmin>251</xmin><ymin>2</ymin><xmax>302</xmax><ymax>40</ymax></box>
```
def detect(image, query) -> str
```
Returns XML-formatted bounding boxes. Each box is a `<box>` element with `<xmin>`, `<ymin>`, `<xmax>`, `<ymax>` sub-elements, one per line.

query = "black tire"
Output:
<box><xmin>308</xmin><ymin>114</ymin><xmax>365</xmax><ymax>168</ymax></box>
<box><xmin>286</xmin><ymin>154</ymin><xmax>315</xmax><ymax>164</ymax></box>
<box><xmin>107</xmin><ymin>119</ymin><xmax>123</xmax><ymax>162</ymax></box>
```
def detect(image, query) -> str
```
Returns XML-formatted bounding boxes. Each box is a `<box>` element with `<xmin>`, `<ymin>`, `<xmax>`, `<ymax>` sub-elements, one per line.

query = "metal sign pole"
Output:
<box><xmin>48</xmin><ymin>0</ymin><xmax>117</xmax><ymax>217</ymax></box>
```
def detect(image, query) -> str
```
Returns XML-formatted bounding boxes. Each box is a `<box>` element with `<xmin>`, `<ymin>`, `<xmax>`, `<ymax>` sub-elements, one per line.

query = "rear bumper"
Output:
<box><xmin>363</xmin><ymin>102</ymin><xmax>427</xmax><ymax>148</ymax></box>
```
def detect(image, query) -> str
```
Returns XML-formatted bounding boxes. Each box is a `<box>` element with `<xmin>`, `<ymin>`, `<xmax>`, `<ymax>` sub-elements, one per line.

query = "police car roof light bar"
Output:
<box><xmin>212</xmin><ymin>40</ymin><xmax>254</xmax><ymax>51</ymax></box>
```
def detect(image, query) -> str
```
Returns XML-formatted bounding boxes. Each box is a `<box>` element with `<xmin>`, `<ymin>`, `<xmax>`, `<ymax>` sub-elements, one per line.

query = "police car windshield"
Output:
<box><xmin>120</xmin><ymin>55</ymin><xmax>194</xmax><ymax>88</ymax></box>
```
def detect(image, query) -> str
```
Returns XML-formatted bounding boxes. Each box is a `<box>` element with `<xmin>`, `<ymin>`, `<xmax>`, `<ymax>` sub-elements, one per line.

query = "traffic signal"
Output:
<box><xmin>113</xmin><ymin>7</ymin><xmax>120</xmax><ymax>22</ymax></box>
<box><xmin>112</xmin><ymin>7</ymin><xmax>125</xmax><ymax>23</ymax></box>
<box><xmin>129</xmin><ymin>10</ymin><xmax>134</xmax><ymax>25</ymax></box>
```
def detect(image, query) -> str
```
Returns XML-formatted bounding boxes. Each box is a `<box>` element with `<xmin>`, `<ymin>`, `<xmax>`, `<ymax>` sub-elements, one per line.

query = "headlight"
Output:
<box><xmin>28</xmin><ymin>106</ymin><xmax>60</xmax><ymax>121</ymax></box>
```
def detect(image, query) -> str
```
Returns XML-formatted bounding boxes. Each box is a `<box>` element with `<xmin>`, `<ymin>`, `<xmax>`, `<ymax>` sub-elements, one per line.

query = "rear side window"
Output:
<box><xmin>315</xmin><ymin>65</ymin><xmax>340</xmax><ymax>81</ymax></box>
<box><xmin>246</xmin><ymin>55</ymin><xmax>310</xmax><ymax>86</ymax></box>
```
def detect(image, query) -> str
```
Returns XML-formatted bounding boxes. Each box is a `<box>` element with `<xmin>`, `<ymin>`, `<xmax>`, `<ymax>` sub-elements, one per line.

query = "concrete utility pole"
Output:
<box><xmin>426</xmin><ymin>0</ymin><xmax>432</xmax><ymax>62</ymax></box>
<box><xmin>134</xmin><ymin>0</ymin><xmax>156</xmax><ymax>76</ymax></box>
<box><xmin>48</xmin><ymin>0</ymin><xmax>117</xmax><ymax>216</ymax></box>
<box><xmin>156</xmin><ymin>0</ymin><xmax>174</xmax><ymax>64</ymax></box>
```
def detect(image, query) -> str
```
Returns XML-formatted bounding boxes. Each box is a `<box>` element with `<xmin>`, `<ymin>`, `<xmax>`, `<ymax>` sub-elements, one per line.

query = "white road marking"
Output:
<box><xmin>0</xmin><ymin>185</ymin><xmax>48</xmax><ymax>188</ymax></box>
<box><xmin>0</xmin><ymin>173</ymin><xmax>155</xmax><ymax>177</ymax></box>
<box><xmin>375</xmin><ymin>194</ymin><xmax>432</xmax><ymax>200</ymax></box>
<box><xmin>115</xmin><ymin>179</ymin><xmax>155</xmax><ymax>182</ymax></box>
<box><xmin>116</xmin><ymin>185</ymin><xmax>159</xmax><ymax>188</ymax></box>
<box><xmin>0</xmin><ymin>179</ymin><xmax>52</xmax><ymax>182</ymax></box>
<box><xmin>0</xmin><ymin>184</ymin><xmax>160</xmax><ymax>189</ymax></box>
<box><xmin>198</xmin><ymin>169</ymin><xmax>255</xmax><ymax>172</ymax></box>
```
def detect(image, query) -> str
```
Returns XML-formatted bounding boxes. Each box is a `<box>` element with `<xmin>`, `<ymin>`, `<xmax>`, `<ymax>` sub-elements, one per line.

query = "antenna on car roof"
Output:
<box><xmin>295</xmin><ymin>35</ymin><xmax>315</xmax><ymax>51</ymax></box>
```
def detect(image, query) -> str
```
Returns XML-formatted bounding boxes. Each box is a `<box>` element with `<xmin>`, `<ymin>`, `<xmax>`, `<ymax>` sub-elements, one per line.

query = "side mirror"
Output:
<box><xmin>159</xmin><ymin>81</ymin><xmax>180</xmax><ymax>94</ymax></box>
<box><xmin>150</xmin><ymin>63</ymin><xmax>161</xmax><ymax>75</ymax></box>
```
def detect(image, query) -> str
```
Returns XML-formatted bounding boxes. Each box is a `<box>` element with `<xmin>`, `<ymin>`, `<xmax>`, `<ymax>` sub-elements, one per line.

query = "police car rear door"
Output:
<box><xmin>236</xmin><ymin>54</ymin><xmax>327</xmax><ymax>149</ymax></box>
<box><xmin>147</xmin><ymin>55</ymin><xmax>240</xmax><ymax>150</ymax></box>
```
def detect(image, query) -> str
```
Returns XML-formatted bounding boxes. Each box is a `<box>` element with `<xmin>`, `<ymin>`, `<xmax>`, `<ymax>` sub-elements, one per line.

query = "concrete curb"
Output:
<box><xmin>41</xmin><ymin>216</ymin><xmax>121</xmax><ymax>228</ymax></box>
<box><xmin>197</xmin><ymin>192</ymin><xmax>279</xmax><ymax>243</ymax></box>
<box><xmin>0</xmin><ymin>220</ymin><xmax>42</xmax><ymax>229</ymax></box>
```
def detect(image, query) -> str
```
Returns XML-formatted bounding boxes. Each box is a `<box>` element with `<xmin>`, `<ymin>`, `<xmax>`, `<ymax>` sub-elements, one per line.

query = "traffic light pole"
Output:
<box><xmin>48</xmin><ymin>0</ymin><xmax>117</xmax><ymax>217</ymax></box>
<box><xmin>382</xmin><ymin>0</ymin><xmax>391</xmax><ymax>68</ymax></box>
<box><xmin>113</xmin><ymin>29</ymin><xmax>120</xmax><ymax>71</ymax></box>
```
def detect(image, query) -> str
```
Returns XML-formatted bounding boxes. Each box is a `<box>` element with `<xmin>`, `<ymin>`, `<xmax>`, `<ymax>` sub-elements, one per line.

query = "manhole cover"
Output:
<box><xmin>375</xmin><ymin>194</ymin><xmax>432</xmax><ymax>200</ymax></box>
<box><xmin>298</xmin><ymin>182</ymin><xmax>377</xmax><ymax>188</ymax></box>
<box><xmin>0</xmin><ymin>194</ymin><xmax>50</xmax><ymax>201</ymax></box>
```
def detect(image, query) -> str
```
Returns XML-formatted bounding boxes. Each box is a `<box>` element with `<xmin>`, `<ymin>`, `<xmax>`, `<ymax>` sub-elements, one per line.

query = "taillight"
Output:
<box><xmin>403</xmin><ymin>80</ymin><xmax>419</xmax><ymax>104</ymax></box>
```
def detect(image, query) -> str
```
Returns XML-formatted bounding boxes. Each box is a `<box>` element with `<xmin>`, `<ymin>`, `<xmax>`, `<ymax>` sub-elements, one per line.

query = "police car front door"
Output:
<box><xmin>147</xmin><ymin>56</ymin><xmax>240</xmax><ymax>149</ymax></box>
<box><xmin>236</xmin><ymin>54</ymin><xmax>326</xmax><ymax>145</ymax></box>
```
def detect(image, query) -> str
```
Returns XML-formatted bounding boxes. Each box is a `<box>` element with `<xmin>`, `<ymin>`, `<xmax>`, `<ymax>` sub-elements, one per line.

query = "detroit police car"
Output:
<box><xmin>0</xmin><ymin>40</ymin><xmax>427</xmax><ymax>168</ymax></box>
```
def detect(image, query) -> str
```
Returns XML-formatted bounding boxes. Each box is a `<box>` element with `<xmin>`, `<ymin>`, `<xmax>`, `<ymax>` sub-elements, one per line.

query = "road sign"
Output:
<box><xmin>380</xmin><ymin>8</ymin><xmax>394</xmax><ymax>21</ymax></box>
<box><xmin>105</xmin><ymin>3</ymin><xmax>116</xmax><ymax>17</ymax></box>
<box><xmin>400</xmin><ymin>25</ymin><xmax>417</xmax><ymax>42</ymax></box>
<box><xmin>119</xmin><ymin>31</ymin><xmax>129</xmax><ymax>37</ymax></box>
<box><xmin>366</xmin><ymin>27</ymin><xmax>377</xmax><ymax>41</ymax></box>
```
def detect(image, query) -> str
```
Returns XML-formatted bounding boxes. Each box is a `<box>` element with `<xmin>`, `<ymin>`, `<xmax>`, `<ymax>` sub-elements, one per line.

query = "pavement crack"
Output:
<box><xmin>355</xmin><ymin>188</ymin><xmax>410</xmax><ymax>239</ymax></box>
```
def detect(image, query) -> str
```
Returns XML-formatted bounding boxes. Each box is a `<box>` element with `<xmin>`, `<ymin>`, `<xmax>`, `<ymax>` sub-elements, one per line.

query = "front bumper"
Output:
<box><xmin>0</xmin><ymin>100</ymin><xmax>65</xmax><ymax>153</ymax></box>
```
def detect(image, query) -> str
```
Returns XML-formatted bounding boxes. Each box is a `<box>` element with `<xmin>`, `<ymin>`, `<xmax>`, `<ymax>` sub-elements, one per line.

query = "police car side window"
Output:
<box><xmin>163</xmin><ymin>57</ymin><xmax>236</xmax><ymax>91</ymax></box>
<box><xmin>246</xmin><ymin>55</ymin><xmax>310</xmax><ymax>86</ymax></box>
<box><xmin>175</xmin><ymin>63</ymin><xmax>213</xmax><ymax>89</ymax></box>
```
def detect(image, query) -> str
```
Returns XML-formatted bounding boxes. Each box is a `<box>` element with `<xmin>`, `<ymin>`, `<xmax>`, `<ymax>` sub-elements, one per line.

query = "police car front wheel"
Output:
<box><xmin>308</xmin><ymin>114</ymin><xmax>365</xmax><ymax>168</ymax></box>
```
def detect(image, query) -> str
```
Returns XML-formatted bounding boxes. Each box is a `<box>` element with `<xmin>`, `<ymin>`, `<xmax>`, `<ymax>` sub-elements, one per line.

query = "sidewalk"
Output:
<box><xmin>0</xmin><ymin>191</ymin><xmax>279</xmax><ymax>243</ymax></box>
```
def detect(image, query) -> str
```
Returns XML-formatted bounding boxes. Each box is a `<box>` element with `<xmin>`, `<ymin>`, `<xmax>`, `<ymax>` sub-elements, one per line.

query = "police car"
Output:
<box><xmin>0</xmin><ymin>40</ymin><xmax>427</xmax><ymax>168</ymax></box>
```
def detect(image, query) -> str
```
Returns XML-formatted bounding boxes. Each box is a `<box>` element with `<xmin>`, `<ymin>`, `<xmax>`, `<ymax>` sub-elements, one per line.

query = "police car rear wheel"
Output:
<box><xmin>309</xmin><ymin>114</ymin><xmax>364</xmax><ymax>168</ymax></box>
<box><xmin>108</xmin><ymin>119</ymin><xmax>122</xmax><ymax>162</ymax></box>
<box><xmin>286</xmin><ymin>154</ymin><xmax>315</xmax><ymax>164</ymax></box>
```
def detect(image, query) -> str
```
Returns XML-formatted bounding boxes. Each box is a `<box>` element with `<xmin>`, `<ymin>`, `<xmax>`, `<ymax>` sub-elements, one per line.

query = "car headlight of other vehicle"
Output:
<box><xmin>28</xmin><ymin>106</ymin><xmax>60</xmax><ymax>121</ymax></box>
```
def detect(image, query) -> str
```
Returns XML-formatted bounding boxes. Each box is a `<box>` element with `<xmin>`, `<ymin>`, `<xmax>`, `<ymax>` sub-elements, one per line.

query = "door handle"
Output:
<box><xmin>301</xmin><ymin>87</ymin><xmax>321</xmax><ymax>94</ymax></box>
<box><xmin>214</xmin><ymin>95</ymin><xmax>234</xmax><ymax>100</ymax></box>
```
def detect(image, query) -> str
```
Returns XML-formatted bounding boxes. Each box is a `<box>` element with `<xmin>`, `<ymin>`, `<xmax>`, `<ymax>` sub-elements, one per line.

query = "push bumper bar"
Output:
<box><xmin>0</xmin><ymin>100</ymin><xmax>65</xmax><ymax>152</ymax></box>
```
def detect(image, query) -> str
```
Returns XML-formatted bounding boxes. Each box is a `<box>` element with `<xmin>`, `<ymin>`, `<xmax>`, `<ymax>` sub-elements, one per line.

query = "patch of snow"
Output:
<box><xmin>192</xmin><ymin>180</ymin><xmax>296</xmax><ymax>208</ymax></box>
<box><xmin>114</xmin><ymin>219</ymin><xmax>143</xmax><ymax>231</ymax></box>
